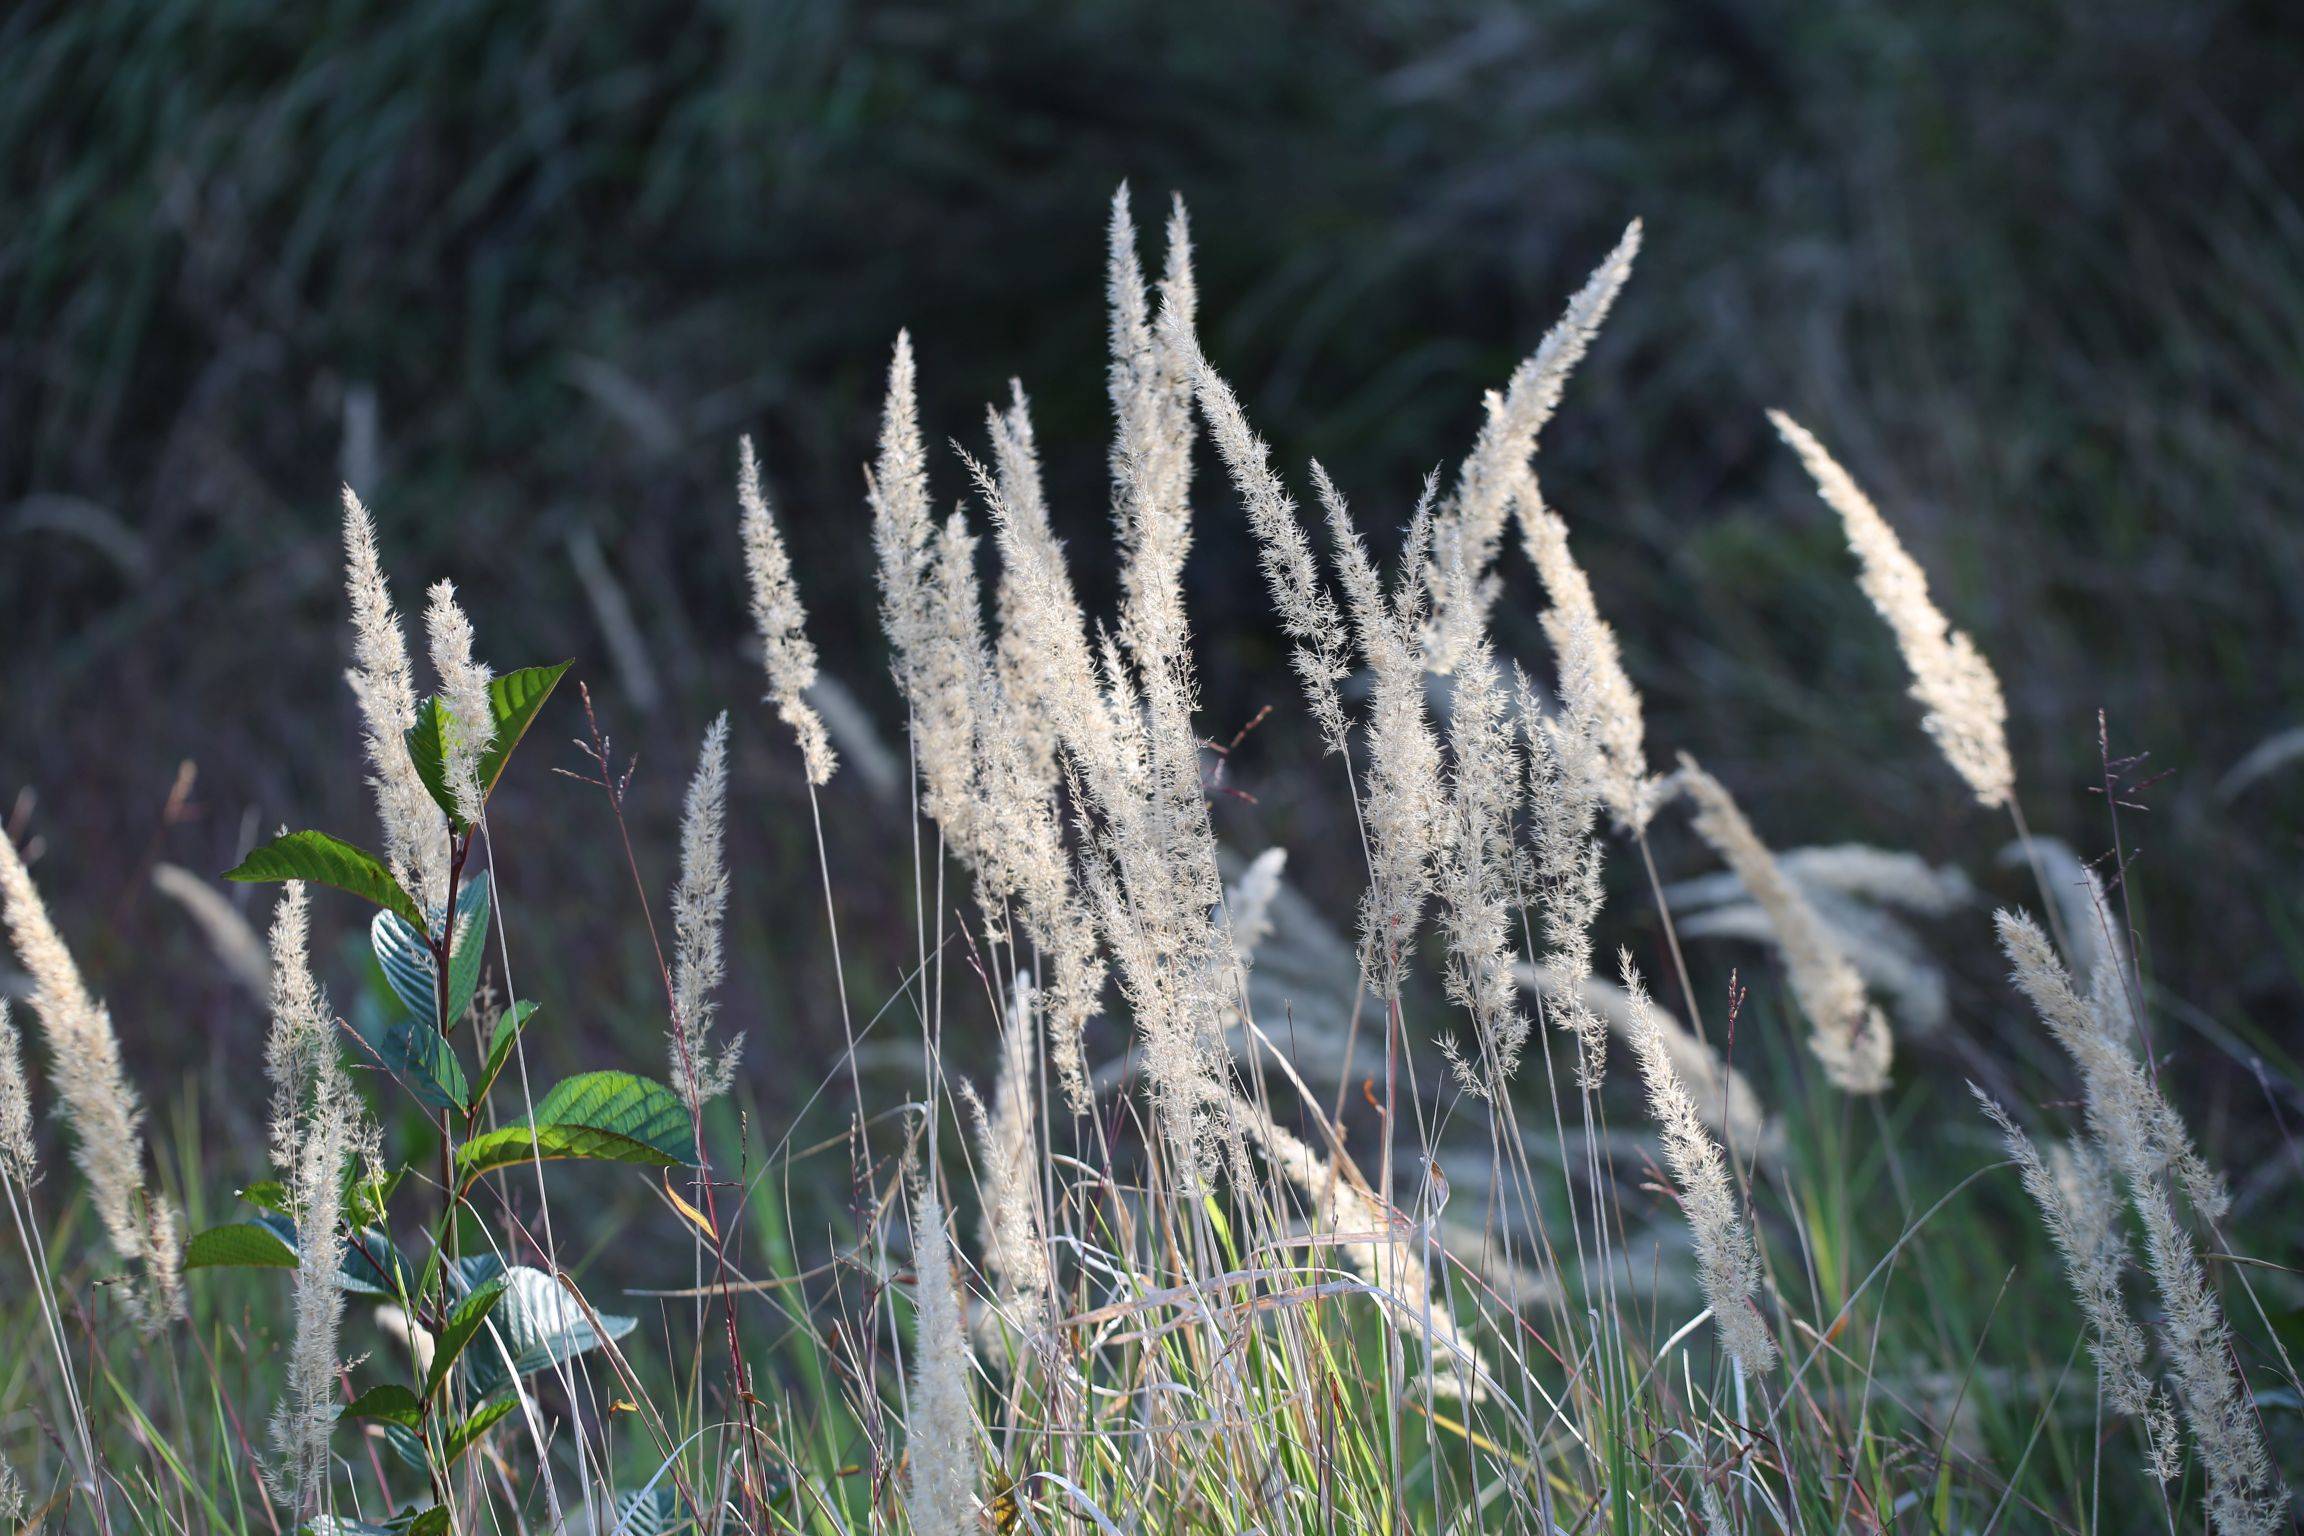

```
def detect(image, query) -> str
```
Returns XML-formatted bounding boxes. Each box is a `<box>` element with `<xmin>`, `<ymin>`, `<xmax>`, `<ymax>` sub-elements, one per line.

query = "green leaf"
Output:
<box><xmin>338</xmin><ymin>1383</ymin><xmax>423</xmax><ymax>1429</ymax></box>
<box><xmin>383</xmin><ymin>1019</ymin><xmax>469</xmax><ymax>1112</ymax></box>
<box><xmin>476</xmin><ymin>662</ymin><xmax>573</xmax><ymax>802</ymax></box>
<box><xmin>455</xmin><ymin>1072</ymin><xmax>695</xmax><ymax>1182</ymax></box>
<box><xmin>344</xmin><ymin>1165</ymin><xmax>404</xmax><ymax>1230</ymax></box>
<box><xmin>405</xmin><ymin>1509</ymin><xmax>453</xmax><ymax>1536</ymax></box>
<box><xmin>405</xmin><ymin>697</ymin><xmax>459</xmax><ymax>827</ymax></box>
<box><xmin>425</xmin><ymin>1275</ymin><xmax>508</xmax><ymax>1401</ymax></box>
<box><xmin>338</xmin><ymin>1226</ymin><xmax>416</xmax><ymax>1299</ymax></box>
<box><xmin>471</xmin><ymin>999</ymin><xmax>541</xmax><ymax>1105</ymax></box>
<box><xmin>236</xmin><ymin>1180</ymin><xmax>291</xmax><ymax>1215</ymax></box>
<box><xmin>466</xmin><ymin>1266</ymin><xmax>637</xmax><ymax>1400</ymax></box>
<box><xmin>441</xmin><ymin>1397</ymin><xmax>518</xmax><ymax>1467</ymax></box>
<box><xmin>373</xmin><ymin>874</ymin><xmax>489</xmax><ymax>1021</ymax></box>
<box><xmin>183</xmin><ymin>1221</ymin><xmax>298</xmax><ymax>1271</ymax></box>
<box><xmin>225</xmin><ymin>831</ymin><xmax>425</xmax><ymax>932</ymax></box>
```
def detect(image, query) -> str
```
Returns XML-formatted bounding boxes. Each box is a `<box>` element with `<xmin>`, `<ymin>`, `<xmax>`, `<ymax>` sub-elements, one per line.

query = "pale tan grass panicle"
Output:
<box><xmin>263</xmin><ymin>881</ymin><xmax>371</xmax><ymax>1515</ymax></box>
<box><xmin>0</xmin><ymin>829</ymin><xmax>179</xmax><ymax>1328</ymax></box>
<box><xmin>1433</xmin><ymin>644</ymin><xmax>1527</xmax><ymax>1094</ymax></box>
<box><xmin>1970</xmin><ymin>1086</ymin><xmax>2176</xmax><ymax>1476</ymax></box>
<box><xmin>1176</xmin><ymin>315</ymin><xmax>1353</xmax><ymax>754</ymax></box>
<box><xmin>1677</xmin><ymin>755</ymin><xmax>1891</xmax><ymax>1094</ymax></box>
<box><xmin>1315</xmin><ymin>466</ymin><xmax>1448</xmax><ymax>1001</ymax></box>
<box><xmin>341</xmin><ymin>490</ymin><xmax>449</xmax><ymax>909</ymax></box>
<box><xmin>1518</xmin><ymin>493</ymin><xmax>1661</xmax><ymax>834</ymax></box>
<box><xmin>0</xmin><ymin>1000</ymin><xmax>33</xmax><ymax>1185</ymax></box>
<box><xmin>1518</xmin><ymin>667</ymin><xmax>1611</xmax><ymax>1087</ymax></box>
<box><xmin>966</xmin><ymin>979</ymin><xmax>1049</xmax><ymax>1346</ymax></box>
<box><xmin>1224</xmin><ymin>847</ymin><xmax>1288</xmax><ymax>967</ymax></box>
<box><xmin>1622</xmin><ymin>957</ymin><xmax>1776</xmax><ymax>1375</ymax></box>
<box><xmin>1995</xmin><ymin>911</ymin><xmax>2279</xmax><ymax>1532</ymax></box>
<box><xmin>1769</xmin><ymin>412</ymin><xmax>2013</xmax><ymax>810</ymax></box>
<box><xmin>422</xmin><ymin>578</ymin><xmax>496</xmax><ymax>827</ymax></box>
<box><xmin>1424</xmin><ymin>220</ymin><xmax>1642</xmax><ymax>676</ymax></box>
<box><xmin>1239</xmin><ymin>1096</ymin><xmax>1496</xmax><ymax>1402</ymax></box>
<box><xmin>985</xmin><ymin>382</ymin><xmax>1072</xmax><ymax>792</ymax></box>
<box><xmin>668</xmin><ymin>715</ymin><xmax>740</xmax><ymax>1112</ymax></box>
<box><xmin>903</xmin><ymin>1175</ymin><xmax>980</xmax><ymax>1536</ymax></box>
<box><xmin>1995</xmin><ymin>911</ymin><xmax>2225</xmax><ymax>1220</ymax></box>
<box><xmin>737</xmin><ymin>436</ymin><xmax>835</xmax><ymax>786</ymax></box>
<box><xmin>1107</xmin><ymin>185</ymin><xmax>1198</xmax><ymax>666</ymax></box>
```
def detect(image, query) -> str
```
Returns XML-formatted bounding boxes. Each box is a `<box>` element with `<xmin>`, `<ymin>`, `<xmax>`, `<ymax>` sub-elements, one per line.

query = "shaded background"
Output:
<box><xmin>5</xmin><ymin>0</ymin><xmax>2302</xmax><ymax>1155</ymax></box>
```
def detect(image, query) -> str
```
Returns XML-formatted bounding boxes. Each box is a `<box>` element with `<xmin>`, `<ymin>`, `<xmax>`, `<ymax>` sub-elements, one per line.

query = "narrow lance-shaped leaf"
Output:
<box><xmin>425</xmin><ymin>1275</ymin><xmax>509</xmax><ymax>1400</ymax></box>
<box><xmin>477</xmin><ymin>662</ymin><xmax>573</xmax><ymax>803</ymax></box>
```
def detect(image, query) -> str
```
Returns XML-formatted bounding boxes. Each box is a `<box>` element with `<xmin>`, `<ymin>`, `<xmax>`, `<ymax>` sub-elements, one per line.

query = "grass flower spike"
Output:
<box><xmin>1770</xmin><ymin>411</ymin><xmax>2014</xmax><ymax>809</ymax></box>
<box><xmin>738</xmin><ymin>435</ymin><xmax>835</xmax><ymax>786</ymax></box>
<box><xmin>0</xmin><ymin>827</ymin><xmax>178</xmax><ymax>1328</ymax></box>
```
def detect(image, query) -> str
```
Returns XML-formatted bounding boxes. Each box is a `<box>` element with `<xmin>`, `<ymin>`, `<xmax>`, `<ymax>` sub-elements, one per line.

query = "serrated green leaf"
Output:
<box><xmin>373</xmin><ymin>874</ymin><xmax>489</xmax><ymax>1022</ymax></box>
<box><xmin>476</xmin><ymin>662</ymin><xmax>572</xmax><ymax>802</ymax></box>
<box><xmin>425</xmin><ymin>1275</ymin><xmax>508</xmax><ymax>1401</ymax></box>
<box><xmin>442</xmin><ymin>1397</ymin><xmax>518</xmax><ymax>1467</ymax></box>
<box><xmin>443</xmin><ymin>875</ymin><xmax>491</xmax><ymax>1026</ymax></box>
<box><xmin>455</xmin><ymin>1072</ymin><xmax>694</xmax><ymax>1182</ymax></box>
<box><xmin>383</xmin><ymin>1019</ymin><xmax>469</xmax><ymax>1111</ymax></box>
<box><xmin>339</xmin><ymin>1226</ymin><xmax>416</xmax><ymax>1299</ymax></box>
<box><xmin>405</xmin><ymin>696</ymin><xmax>459</xmax><ymax>827</ymax></box>
<box><xmin>338</xmin><ymin>1382</ymin><xmax>423</xmax><ymax>1429</ymax></box>
<box><xmin>183</xmin><ymin>1221</ymin><xmax>299</xmax><ymax>1271</ymax></box>
<box><xmin>471</xmin><ymin>999</ymin><xmax>541</xmax><ymax>1105</ymax></box>
<box><xmin>236</xmin><ymin>1180</ymin><xmax>291</xmax><ymax>1215</ymax></box>
<box><xmin>224</xmin><ymin>831</ymin><xmax>425</xmax><ymax>932</ymax></box>
<box><xmin>345</xmin><ymin>1165</ymin><xmax>404</xmax><ymax>1230</ymax></box>
<box><xmin>379</xmin><ymin>1419</ymin><xmax>428</xmax><ymax>1474</ymax></box>
<box><xmin>466</xmin><ymin>1265</ymin><xmax>637</xmax><ymax>1399</ymax></box>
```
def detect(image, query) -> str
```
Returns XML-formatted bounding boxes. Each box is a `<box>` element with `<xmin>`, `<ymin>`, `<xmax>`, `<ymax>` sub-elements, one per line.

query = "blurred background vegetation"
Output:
<box><xmin>4</xmin><ymin>0</ymin><xmax>2301</xmax><ymax>1164</ymax></box>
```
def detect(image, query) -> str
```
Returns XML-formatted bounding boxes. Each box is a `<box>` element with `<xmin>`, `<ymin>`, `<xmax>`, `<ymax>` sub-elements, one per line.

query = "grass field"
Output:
<box><xmin>4</xmin><ymin>4</ymin><xmax>2303</xmax><ymax>1532</ymax></box>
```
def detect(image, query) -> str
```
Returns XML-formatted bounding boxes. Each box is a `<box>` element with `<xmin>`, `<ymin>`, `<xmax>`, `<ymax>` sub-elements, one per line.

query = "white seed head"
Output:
<box><xmin>1425</xmin><ymin>220</ymin><xmax>1642</xmax><ymax>675</ymax></box>
<box><xmin>1678</xmin><ymin>756</ymin><xmax>1891</xmax><ymax>1094</ymax></box>
<box><xmin>669</xmin><ymin>714</ymin><xmax>740</xmax><ymax>1111</ymax></box>
<box><xmin>341</xmin><ymin>490</ymin><xmax>449</xmax><ymax>908</ymax></box>
<box><xmin>0</xmin><ymin>829</ymin><xmax>177</xmax><ymax>1327</ymax></box>
<box><xmin>1624</xmin><ymin>956</ymin><xmax>1776</xmax><ymax>1375</ymax></box>
<box><xmin>1519</xmin><ymin>494</ymin><xmax>1660</xmax><ymax>834</ymax></box>
<box><xmin>0</xmin><ymin>1000</ymin><xmax>33</xmax><ymax>1186</ymax></box>
<box><xmin>1770</xmin><ymin>412</ymin><xmax>2013</xmax><ymax>809</ymax></box>
<box><xmin>738</xmin><ymin>437</ymin><xmax>835</xmax><ymax>786</ymax></box>
<box><xmin>422</xmin><ymin>578</ymin><xmax>496</xmax><ymax>827</ymax></box>
<box><xmin>904</xmin><ymin>1176</ymin><xmax>979</xmax><ymax>1536</ymax></box>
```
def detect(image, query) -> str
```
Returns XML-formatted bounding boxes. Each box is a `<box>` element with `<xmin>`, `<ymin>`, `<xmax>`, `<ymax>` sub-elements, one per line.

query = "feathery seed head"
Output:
<box><xmin>1520</xmin><ymin>493</ymin><xmax>1660</xmax><ymax>833</ymax></box>
<box><xmin>969</xmin><ymin>980</ymin><xmax>1049</xmax><ymax>1346</ymax></box>
<box><xmin>422</xmin><ymin>578</ymin><xmax>496</xmax><ymax>827</ymax></box>
<box><xmin>1769</xmin><ymin>411</ymin><xmax>2013</xmax><ymax>809</ymax></box>
<box><xmin>0</xmin><ymin>1000</ymin><xmax>33</xmax><ymax>1186</ymax></box>
<box><xmin>904</xmin><ymin>1174</ymin><xmax>979</xmax><ymax>1536</ymax></box>
<box><xmin>341</xmin><ymin>490</ymin><xmax>449</xmax><ymax>908</ymax></box>
<box><xmin>738</xmin><ymin>437</ymin><xmax>835</xmax><ymax>786</ymax></box>
<box><xmin>1624</xmin><ymin>955</ymin><xmax>1776</xmax><ymax>1374</ymax></box>
<box><xmin>1678</xmin><ymin>755</ymin><xmax>1891</xmax><ymax>1093</ymax></box>
<box><xmin>669</xmin><ymin>714</ymin><xmax>739</xmax><ymax>1112</ymax></box>
<box><xmin>0</xmin><ymin>828</ymin><xmax>176</xmax><ymax>1324</ymax></box>
<box><xmin>1425</xmin><ymin>219</ymin><xmax>1641</xmax><ymax>675</ymax></box>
